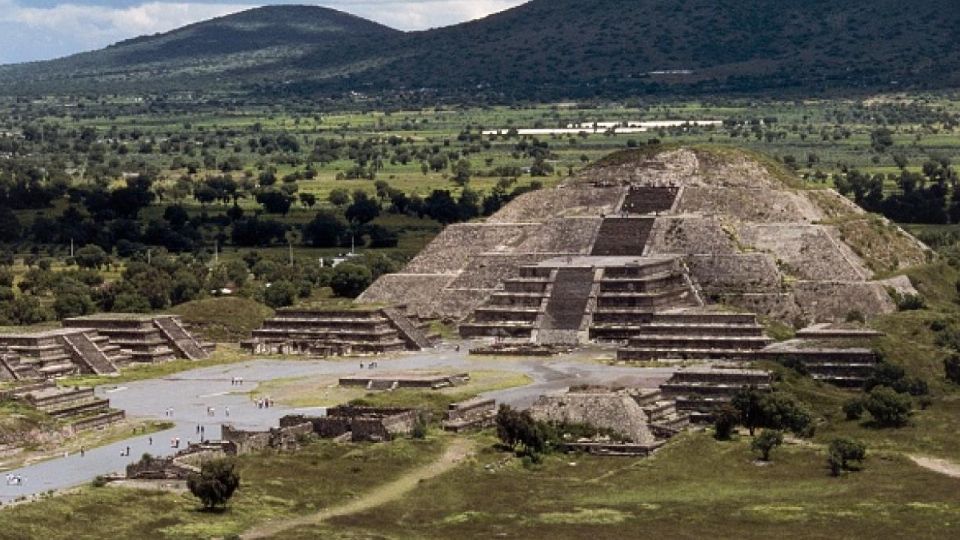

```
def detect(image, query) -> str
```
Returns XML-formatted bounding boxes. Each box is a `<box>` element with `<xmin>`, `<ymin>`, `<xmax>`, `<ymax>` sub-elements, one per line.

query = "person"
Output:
<box><xmin>80</xmin><ymin>446</ymin><xmax>85</xmax><ymax>457</ymax></box>
<box><xmin>148</xmin><ymin>437</ymin><xmax>152</xmax><ymax>446</ymax></box>
<box><xmin>225</xmin><ymin>407</ymin><xmax>230</xmax><ymax>417</ymax></box>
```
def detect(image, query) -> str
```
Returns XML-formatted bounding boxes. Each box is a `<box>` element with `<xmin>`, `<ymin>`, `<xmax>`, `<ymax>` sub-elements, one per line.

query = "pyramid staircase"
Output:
<box><xmin>153</xmin><ymin>316</ymin><xmax>211</xmax><ymax>360</ymax></box>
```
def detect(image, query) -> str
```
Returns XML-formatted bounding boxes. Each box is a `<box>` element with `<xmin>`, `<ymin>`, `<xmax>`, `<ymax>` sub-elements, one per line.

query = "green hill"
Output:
<box><xmin>2</xmin><ymin>0</ymin><xmax>960</xmax><ymax>97</ymax></box>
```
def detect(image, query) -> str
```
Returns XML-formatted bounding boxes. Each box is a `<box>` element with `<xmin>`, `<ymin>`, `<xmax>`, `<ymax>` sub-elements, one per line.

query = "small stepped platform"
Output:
<box><xmin>442</xmin><ymin>397</ymin><xmax>497</xmax><ymax>432</ymax></box>
<box><xmin>660</xmin><ymin>368</ymin><xmax>773</xmax><ymax>422</ymax></box>
<box><xmin>17</xmin><ymin>385</ymin><xmax>126</xmax><ymax>431</ymax></box>
<box><xmin>65</xmin><ymin>314</ymin><xmax>209</xmax><ymax>364</ymax></box>
<box><xmin>244</xmin><ymin>306</ymin><xmax>430</xmax><ymax>357</ymax></box>
<box><xmin>339</xmin><ymin>372</ymin><xmax>469</xmax><ymax>390</ymax></box>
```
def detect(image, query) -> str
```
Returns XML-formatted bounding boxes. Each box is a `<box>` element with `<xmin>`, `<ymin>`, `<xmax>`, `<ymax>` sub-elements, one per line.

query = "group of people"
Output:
<box><xmin>360</xmin><ymin>361</ymin><xmax>379</xmax><ymax>369</ymax></box>
<box><xmin>255</xmin><ymin>397</ymin><xmax>274</xmax><ymax>409</ymax></box>
<box><xmin>163</xmin><ymin>408</ymin><xmax>175</xmax><ymax>417</ymax></box>
<box><xmin>230</xmin><ymin>376</ymin><xmax>244</xmax><ymax>386</ymax></box>
<box><xmin>4</xmin><ymin>474</ymin><xmax>24</xmax><ymax>486</ymax></box>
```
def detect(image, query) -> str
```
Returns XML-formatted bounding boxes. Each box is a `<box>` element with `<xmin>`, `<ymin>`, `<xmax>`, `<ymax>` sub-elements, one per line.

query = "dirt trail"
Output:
<box><xmin>909</xmin><ymin>455</ymin><xmax>960</xmax><ymax>479</ymax></box>
<box><xmin>241</xmin><ymin>437</ymin><xmax>476</xmax><ymax>539</ymax></box>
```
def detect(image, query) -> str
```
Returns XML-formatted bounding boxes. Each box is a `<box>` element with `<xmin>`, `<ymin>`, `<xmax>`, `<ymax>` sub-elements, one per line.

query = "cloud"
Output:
<box><xmin>0</xmin><ymin>1</ymin><xmax>529</xmax><ymax>64</ymax></box>
<box><xmin>323</xmin><ymin>0</ymin><xmax>526</xmax><ymax>31</ymax></box>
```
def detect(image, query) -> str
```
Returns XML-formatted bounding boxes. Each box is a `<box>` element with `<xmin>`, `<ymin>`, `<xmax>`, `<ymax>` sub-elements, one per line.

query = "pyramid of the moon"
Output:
<box><xmin>358</xmin><ymin>147</ymin><xmax>928</xmax><ymax>342</ymax></box>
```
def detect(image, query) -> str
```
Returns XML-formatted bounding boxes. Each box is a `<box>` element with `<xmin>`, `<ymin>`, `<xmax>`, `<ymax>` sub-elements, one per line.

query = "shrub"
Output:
<box><xmin>843</xmin><ymin>398</ymin><xmax>865</xmax><ymax>421</ymax></box>
<box><xmin>187</xmin><ymin>458</ymin><xmax>240</xmax><ymax>510</ymax></box>
<box><xmin>329</xmin><ymin>263</ymin><xmax>373</xmax><ymax>299</ymax></box>
<box><xmin>864</xmin><ymin>386</ymin><xmax>912</xmax><ymax>427</ymax></box>
<box><xmin>845</xmin><ymin>310</ymin><xmax>866</xmax><ymax>323</ymax></box>
<box><xmin>752</xmin><ymin>430</ymin><xmax>784</xmax><ymax>461</ymax></box>
<box><xmin>713</xmin><ymin>404</ymin><xmax>739</xmax><ymax>441</ymax></box>
<box><xmin>945</xmin><ymin>354</ymin><xmax>960</xmax><ymax>385</ymax></box>
<box><xmin>828</xmin><ymin>438</ymin><xmax>866</xmax><ymax>476</ymax></box>
<box><xmin>262</xmin><ymin>280</ymin><xmax>298</xmax><ymax>308</ymax></box>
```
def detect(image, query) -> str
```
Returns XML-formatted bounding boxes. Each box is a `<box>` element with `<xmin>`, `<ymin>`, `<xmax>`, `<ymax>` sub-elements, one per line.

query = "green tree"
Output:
<box><xmin>75</xmin><ymin>245</ymin><xmax>108</xmax><ymax>269</ymax></box>
<box><xmin>828</xmin><ymin>438</ymin><xmax>866</xmax><ymax>476</ymax></box>
<box><xmin>751</xmin><ymin>430</ymin><xmax>784</xmax><ymax>461</ymax></box>
<box><xmin>864</xmin><ymin>386</ymin><xmax>912</xmax><ymax>427</ymax></box>
<box><xmin>945</xmin><ymin>354</ymin><xmax>960</xmax><ymax>385</ymax></box>
<box><xmin>263</xmin><ymin>280</ymin><xmax>298</xmax><ymax>308</ymax></box>
<box><xmin>328</xmin><ymin>188</ymin><xmax>351</xmax><ymax>207</ymax></box>
<box><xmin>187</xmin><ymin>458</ymin><xmax>240</xmax><ymax>510</ymax></box>
<box><xmin>302</xmin><ymin>210</ymin><xmax>347</xmax><ymax>248</ymax></box>
<box><xmin>330</xmin><ymin>263</ymin><xmax>372</xmax><ymax>298</ymax></box>
<box><xmin>713</xmin><ymin>404</ymin><xmax>739</xmax><ymax>441</ymax></box>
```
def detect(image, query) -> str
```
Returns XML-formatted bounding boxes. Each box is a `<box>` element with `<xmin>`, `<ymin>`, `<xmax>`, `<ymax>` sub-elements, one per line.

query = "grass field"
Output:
<box><xmin>286</xmin><ymin>432</ymin><xmax>960</xmax><ymax>539</ymax></box>
<box><xmin>5</xmin><ymin>430</ymin><xmax>958</xmax><ymax>539</ymax></box>
<box><xmin>0</xmin><ymin>437</ymin><xmax>445</xmax><ymax>540</ymax></box>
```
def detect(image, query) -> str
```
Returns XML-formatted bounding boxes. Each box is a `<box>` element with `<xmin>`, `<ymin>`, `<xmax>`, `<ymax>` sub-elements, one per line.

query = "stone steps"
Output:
<box><xmin>590</xmin><ymin>217</ymin><xmax>655</xmax><ymax>256</ymax></box>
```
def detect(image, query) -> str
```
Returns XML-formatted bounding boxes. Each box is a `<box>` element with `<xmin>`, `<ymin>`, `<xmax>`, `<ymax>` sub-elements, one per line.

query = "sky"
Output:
<box><xmin>0</xmin><ymin>0</ymin><xmax>528</xmax><ymax>65</ymax></box>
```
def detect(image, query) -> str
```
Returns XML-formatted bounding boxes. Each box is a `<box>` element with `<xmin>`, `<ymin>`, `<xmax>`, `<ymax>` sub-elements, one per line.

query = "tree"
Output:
<box><xmin>843</xmin><ymin>398</ymin><xmax>864</xmax><ymax>421</ymax></box>
<box><xmin>329</xmin><ymin>263</ymin><xmax>372</xmax><ymax>298</ymax></box>
<box><xmin>0</xmin><ymin>207</ymin><xmax>21</xmax><ymax>243</ymax></box>
<box><xmin>263</xmin><ymin>280</ymin><xmax>298</xmax><ymax>308</ymax></box>
<box><xmin>328</xmin><ymin>188</ymin><xmax>351</xmax><ymax>207</ymax></box>
<box><xmin>752</xmin><ymin>430</ymin><xmax>784</xmax><ymax>461</ymax></box>
<box><xmin>256</xmin><ymin>190</ymin><xmax>293</xmax><ymax>215</ymax></box>
<box><xmin>345</xmin><ymin>192</ymin><xmax>380</xmax><ymax>225</ymax></box>
<box><xmin>187</xmin><ymin>458</ymin><xmax>240</xmax><ymax>510</ymax></box>
<box><xmin>302</xmin><ymin>210</ymin><xmax>347</xmax><ymax>248</ymax></box>
<box><xmin>495</xmin><ymin>405</ymin><xmax>549</xmax><ymax>457</ymax></box>
<box><xmin>75</xmin><ymin>245</ymin><xmax>108</xmax><ymax>269</ymax></box>
<box><xmin>299</xmin><ymin>193</ymin><xmax>317</xmax><ymax>208</ymax></box>
<box><xmin>863</xmin><ymin>386</ymin><xmax>912</xmax><ymax>427</ymax></box>
<box><xmin>731</xmin><ymin>387</ymin><xmax>765</xmax><ymax>436</ymax></box>
<box><xmin>945</xmin><ymin>354</ymin><xmax>960</xmax><ymax>385</ymax></box>
<box><xmin>827</xmin><ymin>438</ymin><xmax>866</xmax><ymax>476</ymax></box>
<box><xmin>713</xmin><ymin>404</ymin><xmax>739</xmax><ymax>441</ymax></box>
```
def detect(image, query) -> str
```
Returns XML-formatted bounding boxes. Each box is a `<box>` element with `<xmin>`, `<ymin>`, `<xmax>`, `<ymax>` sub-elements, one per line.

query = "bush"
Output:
<box><xmin>945</xmin><ymin>354</ymin><xmax>960</xmax><ymax>385</ymax></box>
<box><xmin>713</xmin><ymin>404</ymin><xmax>739</xmax><ymax>441</ymax></box>
<box><xmin>187</xmin><ymin>458</ymin><xmax>240</xmax><ymax>510</ymax></box>
<box><xmin>843</xmin><ymin>398</ymin><xmax>864</xmax><ymax>421</ymax></box>
<box><xmin>845</xmin><ymin>310</ymin><xmax>866</xmax><ymax>323</ymax></box>
<box><xmin>828</xmin><ymin>438</ymin><xmax>866</xmax><ymax>476</ymax></box>
<box><xmin>864</xmin><ymin>386</ymin><xmax>912</xmax><ymax>427</ymax></box>
<box><xmin>751</xmin><ymin>430</ymin><xmax>784</xmax><ymax>461</ymax></box>
<box><xmin>329</xmin><ymin>263</ymin><xmax>372</xmax><ymax>298</ymax></box>
<box><xmin>263</xmin><ymin>280</ymin><xmax>298</xmax><ymax>308</ymax></box>
<box><xmin>896</xmin><ymin>293</ymin><xmax>926</xmax><ymax>311</ymax></box>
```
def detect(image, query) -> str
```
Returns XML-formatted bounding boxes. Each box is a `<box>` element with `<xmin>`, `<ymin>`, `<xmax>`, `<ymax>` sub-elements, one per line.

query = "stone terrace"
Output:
<box><xmin>660</xmin><ymin>367</ymin><xmax>773</xmax><ymax>422</ymax></box>
<box><xmin>64</xmin><ymin>314</ymin><xmax>213</xmax><ymax>364</ymax></box>
<box><xmin>243</xmin><ymin>307</ymin><xmax>434</xmax><ymax>356</ymax></box>
<box><xmin>0</xmin><ymin>328</ymin><xmax>127</xmax><ymax>379</ymax></box>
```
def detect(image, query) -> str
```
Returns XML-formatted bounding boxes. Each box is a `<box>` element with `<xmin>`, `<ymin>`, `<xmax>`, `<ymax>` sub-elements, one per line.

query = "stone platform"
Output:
<box><xmin>339</xmin><ymin>372</ymin><xmax>469</xmax><ymax>390</ymax></box>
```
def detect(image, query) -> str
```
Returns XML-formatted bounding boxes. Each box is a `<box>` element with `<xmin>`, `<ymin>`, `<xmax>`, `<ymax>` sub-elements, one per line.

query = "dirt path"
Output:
<box><xmin>241</xmin><ymin>437</ymin><xmax>476</xmax><ymax>539</ymax></box>
<box><xmin>909</xmin><ymin>455</ymin><xmax>960</xmax><ymax>479</ymax></box>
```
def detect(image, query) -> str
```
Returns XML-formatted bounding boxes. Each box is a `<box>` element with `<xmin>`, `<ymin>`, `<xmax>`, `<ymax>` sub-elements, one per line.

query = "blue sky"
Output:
<box><xmin>0</xmin><ymin>0</ymin><xmax>527</xmax><ymax>64</ymax></box>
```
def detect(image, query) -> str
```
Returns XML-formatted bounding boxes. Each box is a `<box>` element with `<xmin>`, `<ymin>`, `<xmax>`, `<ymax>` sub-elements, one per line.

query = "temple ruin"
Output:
<box><xmin>357</xmin><ymin>147</ymin><xmax>919</xmax><ymax>383</ymax></box>
<box><xmin>242</xmin><ymin>306</ymin><xmax>435</xmax><ymax>356</ymax></box>
<box><xmin>0</xmin><ymin>315</ymin><xmax>213</xmax><ymax>381</ymax></box>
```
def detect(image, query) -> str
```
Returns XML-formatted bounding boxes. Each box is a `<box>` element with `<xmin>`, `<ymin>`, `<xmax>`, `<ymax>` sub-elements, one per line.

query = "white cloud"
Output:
<box><xmin>324</xmin><ymin>0</ymin><xmax>525</xmax><ymax>30</ymax></box>
<box><xmin>6</xmin><ymin>2</ymin><xmax>249</xmax><ymax>44</ymax></box>
<box><xmin>0</xmin><ymin>0</ymin><xmax>529</xmax><ymax>64</ymax></box>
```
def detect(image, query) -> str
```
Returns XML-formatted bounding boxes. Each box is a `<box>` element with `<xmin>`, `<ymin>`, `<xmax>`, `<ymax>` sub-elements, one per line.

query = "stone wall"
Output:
<box><xmin>739</xmin><ymin>224</ymin><xmax>869</xmax><ymax>281</ymax></box>
<box><xmin>529</xmin><ymin>391</ymin><xmax>658</xmax><ymax>445</ymax></box>
<box><xmin>645</xmin><ymin>217</ymin><xmax>738</xmax><ymax>255</ymax></box>
<box><xmin>686</xmin><ymin>254</ymin><xmax>783</xmax><ymax>293</ymax></box>
<box><xmin>487</xmin><ymin>186</ymin><xmax>623</xmax><ymax>223</ymax></box>
<box><xmin>678</xmin><ymin>187</ymin><xmax>822</xmax><ymax>223</ymax></box>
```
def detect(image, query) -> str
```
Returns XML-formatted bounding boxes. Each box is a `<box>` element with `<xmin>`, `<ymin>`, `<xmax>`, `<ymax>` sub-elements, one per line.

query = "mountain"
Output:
<box><xmin>0</xmin><ymin>5</ymin><xmax>398</xmax><ymax>94</ymax></box>
<box><xmin>2</xmin><ymin>0</ymin><xmax>960</xmax><ymax>98</ymax></box>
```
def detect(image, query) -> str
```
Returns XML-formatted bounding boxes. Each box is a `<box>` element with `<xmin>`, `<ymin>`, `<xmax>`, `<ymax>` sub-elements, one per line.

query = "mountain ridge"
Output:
<box><xmin>2</xmin><ymin>1</ymin><xmax>960</xmax><ymax>98</ymax></box>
